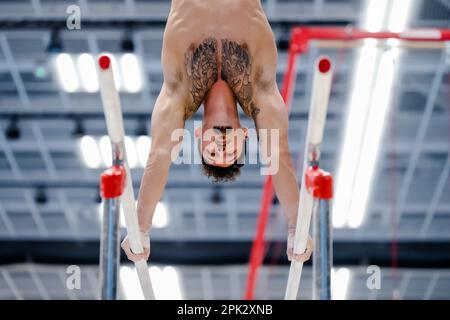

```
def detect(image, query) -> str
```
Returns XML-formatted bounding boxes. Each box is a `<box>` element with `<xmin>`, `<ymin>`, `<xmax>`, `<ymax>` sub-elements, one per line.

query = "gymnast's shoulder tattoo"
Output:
<box><xmin>184</xmin><ymin>37</ymin><xmax>219</xmax><ymax>119</ymax></box>
<box><xmin>221</xmin><ymin>39</ymin><xmax>260</xmax><ymax>120</ymax></box>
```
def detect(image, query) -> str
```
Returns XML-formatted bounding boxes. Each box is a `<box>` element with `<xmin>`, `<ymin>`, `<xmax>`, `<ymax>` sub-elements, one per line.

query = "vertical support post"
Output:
<box><xmin>305</xmin><ymin>165</ymin><xmax>334</xmax><ymax>300</ymax></box>
<box><xmin>312</xmin><ymin>197</ymin><xmax>333</xmax><ymax>300</ymax></box>
<box><xmin>100</xmin><ymin>197</ymin><xmax>120</xmax><ymax>300</ymax></box>
<box><xmin>99</xmin><ymin>165</ymin><xmax>126</xmax><ymax>300</ymax></box>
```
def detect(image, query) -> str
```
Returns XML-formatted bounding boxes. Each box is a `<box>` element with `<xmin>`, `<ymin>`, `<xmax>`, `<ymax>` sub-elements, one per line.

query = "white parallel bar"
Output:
<box><xmin>97</xmin><ymin>56</ymin><xmax>125</xmax><ymax>144</ymax></box>
<box><xmin>285</xmin><ymin>56</ymin><xmax>333</xmax><ymax>300</ymax></box>
<box><xmin>97</xmin><ymin>55</ymin><xmax>155</xmax><ymax>300</ymax></box>
<box><xmin>308</xmin><ymin>58</ymin><xmax>332</xmax><ymax>147</ymax></box>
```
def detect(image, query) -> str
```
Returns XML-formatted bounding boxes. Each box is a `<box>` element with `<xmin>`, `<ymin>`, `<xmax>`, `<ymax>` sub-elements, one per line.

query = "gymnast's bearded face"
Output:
<box><xmin>195</xmin><ymin>80</ymin><xmax>248</xmax><ymax>182</ymax></box>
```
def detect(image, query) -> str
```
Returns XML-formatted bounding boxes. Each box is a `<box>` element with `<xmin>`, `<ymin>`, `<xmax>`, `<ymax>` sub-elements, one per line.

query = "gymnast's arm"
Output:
<box><xmin>137</xmin><ymin>85</ymin><xmax>185</xmax><ymax>232</ymax></box>
<box><xmin>253</xmin><ymin>82</ymin><xmax>313</xmax><ymax>262</ymax></box>
<box><xmin>253</xmin><ymin>83</ymin><xmax>299</xmax><ymax>228</ymax></box>
<box><xmin>120</xmin><ymin>83</ymin><xmax>185</xmax><ymax>262</ymax></box>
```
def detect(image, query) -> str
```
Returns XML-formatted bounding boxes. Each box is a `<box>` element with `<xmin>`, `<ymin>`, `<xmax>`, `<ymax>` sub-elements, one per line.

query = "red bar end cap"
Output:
<box><xmin>305</xmin><ymin>166</ymin><xmax>333</xmax><ymax>199</ymax></box>
<box><xmin>100</xmin><ymin>165</ymin><xmax>126</xmax><ymax>199</ymax></box>
<box><xmin>318</xmin><ymin>57</ymin><xmax>331</xmax><ymax>74</ymax></box>
<box><xmin>98</xmin><ymin>55</ymin><xmax>111</xmax><ymax>70</ymax></box>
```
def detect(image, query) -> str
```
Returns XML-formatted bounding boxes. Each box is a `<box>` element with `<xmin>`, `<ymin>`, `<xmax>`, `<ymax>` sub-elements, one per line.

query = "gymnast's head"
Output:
<box><xmin>195</xmin><ymin>80</ymin><xmax>248</xmax><ymax>183</ymax></box>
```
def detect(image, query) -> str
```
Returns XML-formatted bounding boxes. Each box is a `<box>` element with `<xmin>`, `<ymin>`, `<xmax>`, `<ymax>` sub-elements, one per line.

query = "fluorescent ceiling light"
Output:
<box><xmin>98</xmin><ymin>200</ymin><xmax>169</xmax><ymax>229</ymax></box>
<box><xmin>153</xmin><ymin>202</ymin><xmax>169</xmax><ymax>229</ymax></box>
<box><xmin>333</xmin><ymin>0</ymin><xmax>413</xmax><ymax>228</ymax></box>
<box><xmin>362</xmin><ymin>0</ymin><xmax>389</xmax><ymax>32</ymax></box>
<box><xmin>149</xmin><ymin>266</ymin><xmax>183</xmax><ymax>299</ymax></box>
<box><xmin>120</xmin><ymin>265</ymin><xmax>183</xmax><ymax>300</ymax></box>
<box><xmin>362</xmin><ymin>0</ymin><xmax>413</xmax><ymax>33</ymax></box>
<box><xmin>136</xmin><ymin>136</ymin><xmax>151</xmax><ymax>168</ymax></box>
<box><xmin>161</xmin><ymin>266</ymin><xmax>183</xmax><ymax>299</ymax></box>
<box><xmin>99</xmin><ymin>135</ymin><xmax>145</xmax><ymax>168</ymax></box>
<box><xmin>77</xmin><ymin>53</ymin><xmax>99</xmax><ymax>92</ymax></box>
<box><xmin>332</xmin><ymin>268</ymin><xmax>351</xmax><ymax>300</ymax></box>
<box><xmin>80</xmin><ymin>135</ymin><xmax>101</xmax><ymax>168</ymax></box>
<box><xmin>347</xmin><ymin>51</ymin><xmax>395</xmax><ymax>228</ymax></box>
<box><xmin>56</xmin><ymin>52</ymin><xmax>143</xmax><ymax>92</ymax></box>
<box><xmin>119</xmin><ymin>266</ymin><xmax>144</xmax><ymax>300</ymax></box>
<box><xmin>120</xmin><ymin>53</ymin><xmax>142</xmax><ymax>93</ymax></box>
<box><xmin>388</xmin><ymin>0</ymin><xmax>413</xmax><ymax>33</ymax></box>
<box><xmin>56</xmin><ymin>53</ymin><xmax>79</xmax><ymax>92</ymax></box>
<box><xmin>333</xmin><ymin>43</ymin><xmax>379</xmax><ymax>228</ymax></box>
<box><xmin>99</xmin><ymin>135</ymin><xmax>112</xmax><ymax>167</ymax></box>
<box><xmin>124</xmin><ymin>136</ymin><xmax>138</xmax><ymax>168</ymax></box>
<box><xmin>108</xmin><ymin>200</ymin><xmax>169</xmax><ymax>229</ymax></box>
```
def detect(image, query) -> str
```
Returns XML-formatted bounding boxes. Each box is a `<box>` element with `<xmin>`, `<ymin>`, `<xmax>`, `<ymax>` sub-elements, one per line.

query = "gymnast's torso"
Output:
<box><xmin>162</xmin><ymin>0</ymin><xmax>278</xmax><ymax>120</ymax></box>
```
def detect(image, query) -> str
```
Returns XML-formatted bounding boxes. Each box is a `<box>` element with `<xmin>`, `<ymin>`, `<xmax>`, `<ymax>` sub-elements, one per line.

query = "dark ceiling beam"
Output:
<box><xmin>0</xmin><ymin>18</ymin><xmax>352</xmax><ymax>31</ymax></box>
<box><xmin>0</xmin><ymin>240</ymin><xmax>449</xmax><ymax>268</ymax></box>
<box><xmin>0</xmin><ymin>111</ymin><xmax>313</xmax><ymax>121</ymax></box>
<box><xmin>0</xmin><ymin>180</ymin><xmax>265</xmax><ymax>189</ymax></box>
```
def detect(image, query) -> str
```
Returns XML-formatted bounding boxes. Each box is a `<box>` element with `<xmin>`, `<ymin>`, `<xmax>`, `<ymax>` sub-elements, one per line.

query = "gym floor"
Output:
<box><xmin>0</xmin><ymin>0</ymin><xmax>449</xmax><ymax>300</ymax></box>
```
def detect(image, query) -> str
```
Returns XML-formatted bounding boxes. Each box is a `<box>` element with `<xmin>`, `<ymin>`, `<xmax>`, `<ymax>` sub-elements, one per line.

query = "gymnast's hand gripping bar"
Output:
<box><xmin>284</xmin><ymin>56</ymin><xmax>333</xmax><ymax>300</ymax></box>
<box><xmin>97</xmin><ymin>55</ymin><xmax>155</xmax><ymax>300</ymax></box>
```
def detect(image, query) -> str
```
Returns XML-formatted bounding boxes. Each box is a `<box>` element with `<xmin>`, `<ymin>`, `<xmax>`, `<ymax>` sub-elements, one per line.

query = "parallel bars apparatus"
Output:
<box><xmin>93</xmin><ymin>26</ymin><xmax>450</xmax><ymax>301</ymax></box>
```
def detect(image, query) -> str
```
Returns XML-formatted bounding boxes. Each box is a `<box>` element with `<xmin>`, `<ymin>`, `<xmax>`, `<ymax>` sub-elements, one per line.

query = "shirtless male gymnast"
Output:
<box><xmin>121</xmin><ymin>0</ymin><xmax>313</xmax><ymax>265</ymax></box>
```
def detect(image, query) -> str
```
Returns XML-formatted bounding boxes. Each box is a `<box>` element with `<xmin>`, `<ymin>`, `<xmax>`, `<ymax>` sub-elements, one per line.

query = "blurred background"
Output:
<box><xmin>0</xmin><ymin>0</ymin><xmax>449</xmax><ymax>300</ymax></box>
